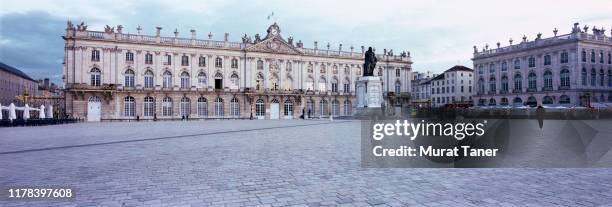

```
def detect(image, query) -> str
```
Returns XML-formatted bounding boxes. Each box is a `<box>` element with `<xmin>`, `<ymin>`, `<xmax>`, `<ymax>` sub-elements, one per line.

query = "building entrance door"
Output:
<box><xmin>87</xmin><ymin>96</ymin><xmax>101</xmax><ymax>122</ymax></box>
<box><xmin>270</xmin><ymin>103</ymin><xmax>280</xmax><ymax>119</ymax></box>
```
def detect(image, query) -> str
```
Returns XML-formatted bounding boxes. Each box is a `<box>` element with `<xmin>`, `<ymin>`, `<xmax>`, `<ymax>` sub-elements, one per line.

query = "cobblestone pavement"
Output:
<box><xmin>1</xmin><ymin>120</ymin><xmax>611</xmax><ymax>207</ymax></box>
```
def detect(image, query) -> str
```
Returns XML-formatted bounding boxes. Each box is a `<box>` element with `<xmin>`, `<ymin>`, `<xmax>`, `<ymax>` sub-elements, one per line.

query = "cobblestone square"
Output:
<box><xmin>1</xmin><ymin>120</ymin><xmax>611</xmax><ymax>206</ymax></box>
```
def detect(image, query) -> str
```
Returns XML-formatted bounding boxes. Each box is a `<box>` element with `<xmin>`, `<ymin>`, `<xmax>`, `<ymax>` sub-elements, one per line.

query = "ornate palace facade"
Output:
<box><xmin>63</xmin><ymin>22</ymin><xmax>412</xmax><ymax>121</ymax></box>
<box><xmin>473</xmin><ymin>23</ymin><xmax>612</xmax><ymax>107</ymax></box>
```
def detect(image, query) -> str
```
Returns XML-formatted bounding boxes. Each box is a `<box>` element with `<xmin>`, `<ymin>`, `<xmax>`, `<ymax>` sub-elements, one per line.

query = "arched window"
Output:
<box><xmin>590</xmin><ymin>68</ymin><xmax>596</xmax><ymax>86</ymax></box>
<box><xmin>514</xmin><ymin>73</ymin><xmax>522</xmax><ymax>92</ymax></box>
<box><xmin>197</xmin><ymin>97</ymin><xmax>208</xmax><ymax>117</ymax></box>
<box><xmin>255</xmin><ymin>73</ymin><xmax>264</xmax><ymax>90</ymax></box>
<box><xmin>307</xmin><ymin>99</ymin><xmax>314</xmax><ymax>116</ymax></box>
<box><xmin>284</xmin><ymin>99</ymin><xmax>293</xmax><ymax>117</ymax></box>
<box><xmin>319</xmin><ymin>99</ymin><xmax>328</xmax><ymax>116</ymax></box>
<box><xmin>513</xmin><ymin>59</ymin><xmax>520</xmax><ymax>69</ymax></box>
<box><xmin>230</xmin><ymin>97</ymin><xmax>240</xmax><ymax>117</ymax></box>
<box><xmin>500</xmin><ymin>98</ymin><xmax>509</xmax><ymax>106</ymax></box>
<box><xmin>305</xmin><ymin>77</ymin><xmax>314</xmax><ymax>91</ymax></box>
<box><xmin>284</xmin><ymin>76</ymin><xmax>293</xmax><ymax>90</ymax></box>
<box><xmin>125</xmin><ymin>51</ymin><xmax>134</xmax><ymax>62</ymax></box>
<box><xmin>214</xmin><ymin>97</ymin><xmax>224</xmax><ymax>117</ymax></box>
<box><xmin>143</xmin><ymin>96</ymin><xmax>154</xmax><ymax>117</ymax></box>
<box><xmin>343</xmin><ymin>100</ymin><xmax>352</xmax><ymax>116</ymax></box>
<box><xmin>489</xmin><ymin>98</ymin><xmax>496</xmax><ymax>106</ymax></box>
<box><xmin>501</xmin><ymin>62</ymin><xmax>507</xmax><ymax>71</ymax></box>
<box><xmin>124</xmin><ymin>69</ymin><xmax>135</xmax><ymax>87</ymax></box>
<box><xmin>331</xmin><ymin>78</ymin><xmax>339</xmax><ymax>92</ymax></box>
<box><xmin>198</xmin><ymin>72</ymin><xmax>207</xmax><ymax>88</ymax></box>
<box><xmin>215</xmin><ymin>57</ymin><xmax>223</xmax><ymax>68</ymax></box>
<box><xmin>343</xmin><ymin>78</ymin><xmax>351</xmax><ymax>93</ymax></box>
<box><xmin>230</xmin><ymin>73</ymin><xmax>239</xmax><ymax>89</ymax></box>
<box><xmin>181</xmin><ymin>55</ymin><xmax>189</xmax><ymax>66</ymax></box>
<box><xmin>124</xmin><ymin>96</ymin><xmax>135</xmax><ymax>117</ymax></box>
<box><xmin>581</xmin><ymin>50</ymin><xmax>587</xmax><ymax>62</ymax></box>
<box><xmin>543</xmin><ymin>71</ymin><xmax>553</xmax><ymax>89</ymax></box>
<box><xmin>477</xmin><ymin>99</ymin><xmax>486</xmax><ymax>106</ymax></box>
<box><xmin>528</xmin><ymin>72</ymin><xmax>537</xmax><ymax>90</ymax></box>
<box><xmin>581</xmin><ymin>67</ymin><xmax>587</xmax><ymax>86</ymax></box>
<box><xmin>590</xmin><ymin>50</ymin><xmax>596</xmax><ymax>62</ymax></box>
<box><xmin>255</xmin><ymin>99</ymin><xmax>265</xmax><ymax>117</ymax></box>
<box><xmin>180</xmin><ymin>96</ymin><xmax>190</xmax><ymax>116</ymax></box>
<box><xmin>214</xmin><ymin>72</ymin><xmax>223</xmax><ymax>89</ymax></box>
<box><xmin>526</xmin><ymin>96</ymin><xmax>537</xmax><ymax>106</ymax></box>
<box><xmin>501</xmin><ymin>75</ymin><xmax>508</xmax><ymax>92</ymax></box>
<box><xmin>90</xmin><ymin>68</ymin><xmax>101</xmax><ymax>86</ymax></box>
<box><xmin>163</xmin><ymin>71</ymin><xmax>172</xmax><ymax>88</ymax></box>
<box><xmin>257</xmin><ymin>60</ymin><xmax>264</xmax><ymax>70</ymax></box>
<box><xmin>162</xmin><ymin>97</ymin><xmax>173</xmax><ymax>116</ymax></box>
<box><xmin>318</xmin><ymin>77</ymin><xmax>327</xmax><ymax>92</ymax></box>
<box><xmin>144</xmin><ymin>70</ymin><xmax>154</xmax><ymax>88</ymax></box>
<box><xmin>489</xmin><ymin>63</ymin><xmax>495</xmax><ymax>73</ymax></box>
<box><xmin>513</xmin><ymin>97</ymin><xmax>523</xmax><ymax>106</ymax></box>
<box><xmin>542</xmin><ymin>96</ymin><xmax>553</xmax><ymax>105</ymax></box>
<box><xmin>231</xmin><ymin>58</ymin><xmax>238</xmax><ymax>69</ymax></box>
<box><xmin>560</xmin><ymin>69</ymin><xmax>570</xmax><ymax>88</ymax></box>
<box><xmin>489</xmin><ymin>77</ymin><xmax>496</xmax><ymax>93</ymax></box>
<box><xmin>559</xmin><ymin>95</ymin><xmax>570</xmax><ymax>104</ymax></box>
<box><xmin>180</xmin><ymin>71</ymin><xmax>190</xmax><ymax>89</ymax></box>
<box><xmin>331</xmin><ymin>99</ymin><xmax>340</xmax><ymax>117</ymax></box>
<box><xmin>478</xmin><ymin>78</ymin><xmax>485</xmax><ymax>94</ymax></box>
<box><xmin>270</xmin><ymin>74</ymin><xmax>279</xmax><ymax>91</ymax></box>
<box><xmin>320</xmin><ymin>64</ymin><xmax>326</xmax><ymax>73</ymax></box>
<box><xmin>91</xmin><ymin>50</ymin><xmax>100</xmax><ymax>61</ymax></box>
<box><xmin>198</xmin><ymin>56</ymin><xmax>206</xmax><ymax>67</ymax></box>
<box><xmin>145</xmin><ymin>53</ymin><xmax>153</xmax><ymax>64</ymax></box>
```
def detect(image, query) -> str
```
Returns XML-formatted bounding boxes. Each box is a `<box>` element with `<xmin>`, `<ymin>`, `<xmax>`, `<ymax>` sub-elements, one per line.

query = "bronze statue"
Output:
<box><xmin>363</xmin><ymin>47</ymin><xmax>377</xmax><ymax>76</ymax></box>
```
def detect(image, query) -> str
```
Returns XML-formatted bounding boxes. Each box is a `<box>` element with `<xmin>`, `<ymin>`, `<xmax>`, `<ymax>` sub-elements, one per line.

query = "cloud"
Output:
<box><xmin>0</xmin><ymin>11</ymin><xmax>65</xmax><ymax>81</ymax></box>
<box><xmin>1</xmin><ymin>0</ymin><xmax>611</xmax><ymax>83</ymax></box>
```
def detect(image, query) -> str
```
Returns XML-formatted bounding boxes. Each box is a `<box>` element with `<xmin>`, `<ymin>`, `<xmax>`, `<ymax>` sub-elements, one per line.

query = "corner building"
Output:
<box><xmin>63</xmin><ymin>22</ymin><xmax>412</xmax><ymax>121</ymax></box>
<box><xmin>472</xmin><ymin>23</ymin><xmax>612</xmax><ymax>107</ymax></box>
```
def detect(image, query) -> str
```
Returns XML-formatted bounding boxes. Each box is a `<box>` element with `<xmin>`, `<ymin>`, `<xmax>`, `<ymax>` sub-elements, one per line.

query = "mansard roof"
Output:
<box><xmin>0</xmin><ymin>62</ymin><xmax>36</xmax><ymax>81</ymax></box>
<box><xmin>446</xmin><ymin>65</ymin><xmax>473</xmax><ymax>72</ymax></box>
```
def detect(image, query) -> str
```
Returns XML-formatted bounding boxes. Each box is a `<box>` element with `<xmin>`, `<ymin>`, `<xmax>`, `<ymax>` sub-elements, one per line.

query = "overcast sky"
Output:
<box><xmin>1</xmin><ymin>0</ymin><xmax>611</xmax><ymax>83</ymax></box>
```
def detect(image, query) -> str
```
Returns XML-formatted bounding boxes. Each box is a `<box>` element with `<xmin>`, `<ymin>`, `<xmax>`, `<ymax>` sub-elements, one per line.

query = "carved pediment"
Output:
<box><xmin>245</xmin><ymin>37</ymin><xmax>303</xmax><ymax>55</ymax></box>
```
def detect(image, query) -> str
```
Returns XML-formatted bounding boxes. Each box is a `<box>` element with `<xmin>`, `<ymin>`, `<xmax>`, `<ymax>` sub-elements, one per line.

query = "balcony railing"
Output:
<box><xmin>558</xmin><ymin>85</ymin><xmax>570</xmax><ymax>90</ymax></box>
<box><xmin>526</xmin><ymin>88</ymin><xmax>537</xmax><ymax>93</ymax></box>
<box><xmin>72</xmin><ymin>30</ymin><xmax>411</xmax><ymax>62</ymax></box>
<box><xmin>541</xmin><ymin>87</ymin><xmax>553</xmax><ymax>91</ymax></box>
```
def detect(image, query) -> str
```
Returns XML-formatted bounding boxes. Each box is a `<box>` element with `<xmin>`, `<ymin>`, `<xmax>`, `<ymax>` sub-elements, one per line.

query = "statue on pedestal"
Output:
<box><xmin>363</xmin><ymin>47</ymin><xmax>377</xmax><ymax>76</ymax></box>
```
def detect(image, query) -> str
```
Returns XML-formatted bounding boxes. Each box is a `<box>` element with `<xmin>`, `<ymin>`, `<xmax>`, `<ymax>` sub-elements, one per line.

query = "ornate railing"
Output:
<box><xmin>74</xmin><ymin>31</ymin><xmax>410</xmax><ymax>61</ymax></box>
<box><xmin>474</xmin><ymin>32</ymin><xmax>612</xmax><ymax>58</ymax></box>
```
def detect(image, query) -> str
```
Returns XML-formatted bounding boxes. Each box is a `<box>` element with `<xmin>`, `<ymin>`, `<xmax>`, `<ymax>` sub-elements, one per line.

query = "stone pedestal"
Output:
<box><xmin>355</xmin><ymin>76</ymin><xmax>384</xmax><ymax>119</ymax></box>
